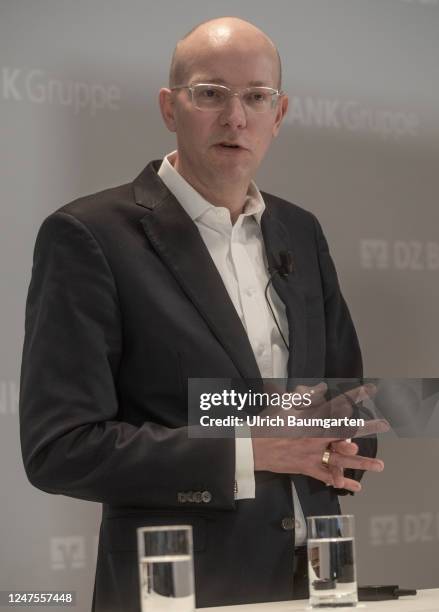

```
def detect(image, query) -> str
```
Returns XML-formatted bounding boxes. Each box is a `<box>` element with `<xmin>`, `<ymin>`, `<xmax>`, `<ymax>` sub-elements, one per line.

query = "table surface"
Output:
<box><xmin>200</xmin><ymin>588</ymin><xmax>439</xmax><ymax>612</ymax></box>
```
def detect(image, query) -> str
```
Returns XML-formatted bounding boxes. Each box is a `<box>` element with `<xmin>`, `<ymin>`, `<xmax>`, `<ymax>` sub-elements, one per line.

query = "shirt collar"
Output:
<box><xmin>157</xmin><ymin>151</ymin><xmax>265</xmax><ymax>226</ymax></box>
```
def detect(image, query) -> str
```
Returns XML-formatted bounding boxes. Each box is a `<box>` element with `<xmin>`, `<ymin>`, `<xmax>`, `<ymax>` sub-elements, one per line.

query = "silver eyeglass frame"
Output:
<box><xmin>170</xmin><ymin>82</ymin><xmax>284</xmax><ymax>112</ymax></box>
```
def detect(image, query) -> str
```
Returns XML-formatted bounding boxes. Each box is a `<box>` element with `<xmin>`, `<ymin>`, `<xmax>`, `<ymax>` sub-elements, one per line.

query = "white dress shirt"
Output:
<box><xmin>158</xmin><ymin>151</ymin><xmax>306</xmax><ymax>545</ymax></box>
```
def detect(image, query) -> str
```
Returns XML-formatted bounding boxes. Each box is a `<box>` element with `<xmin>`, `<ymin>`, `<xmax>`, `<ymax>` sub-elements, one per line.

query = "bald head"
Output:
<box><xmin>169</xmin><ymin>17</ymin><xmax>282</xmax><ymax>90</ymax></box>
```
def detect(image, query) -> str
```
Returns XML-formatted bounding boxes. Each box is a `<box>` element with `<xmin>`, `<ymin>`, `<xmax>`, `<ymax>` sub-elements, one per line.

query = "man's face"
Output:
<box><xmin>160</xmin><ymin>39</ymin><xmax>288</xmax><ymax>189</ymax></box>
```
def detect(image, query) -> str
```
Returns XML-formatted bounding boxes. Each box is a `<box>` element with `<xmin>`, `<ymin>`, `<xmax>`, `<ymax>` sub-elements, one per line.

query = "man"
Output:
<box><xmin>20</xmin><ymin>17</ymin><xmax>384</xmax><ymax>611</ymax></box>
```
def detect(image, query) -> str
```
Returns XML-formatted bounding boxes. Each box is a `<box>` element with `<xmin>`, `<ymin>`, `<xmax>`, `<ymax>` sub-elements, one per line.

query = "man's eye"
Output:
<box><xmin>201</xmin><ymin>88</ymin><xmax>220</xmax><ymax>98</ymax></box>
<box><xmin>247</xmin><ymin>91</ymin><xmax>267</xmax><ymax>103</ymax></box>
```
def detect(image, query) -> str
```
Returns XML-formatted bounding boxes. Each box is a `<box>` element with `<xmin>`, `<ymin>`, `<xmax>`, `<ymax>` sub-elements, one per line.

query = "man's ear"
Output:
<box><xmin>272</xmin><ymin>94</ymin><xmax>289</xmax><ymax>138</ymax></box>
<box><xmin>159</xmin><ymin>88</ymin><xmax>176</xmax><ymax>132</ymax></box>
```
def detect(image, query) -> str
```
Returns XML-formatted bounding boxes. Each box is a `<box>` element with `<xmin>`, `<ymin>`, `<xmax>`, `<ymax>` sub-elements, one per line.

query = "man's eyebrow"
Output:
<box><xmin>247</xmin><ymin>80</ymin><xmax>270</xmax><ymax>87</ymax></box>
<box><xmin>192</xmin><ymin>77</ymin><xmax>271</xmax><ymax>87</ymax></box>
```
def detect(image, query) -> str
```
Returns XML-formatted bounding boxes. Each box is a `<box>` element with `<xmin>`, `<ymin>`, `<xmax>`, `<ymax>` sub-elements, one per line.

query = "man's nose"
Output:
<box><xmin>219</xmin><ymin>94</ymin><xmax>247</xmax><ymax>128</ymax></box>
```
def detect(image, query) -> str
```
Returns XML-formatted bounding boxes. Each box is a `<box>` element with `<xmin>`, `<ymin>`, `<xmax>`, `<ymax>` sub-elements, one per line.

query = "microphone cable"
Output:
<box><xmin>264</xmin><ymin>250</ymin><xmax>294</xmax><ymax>352</ymax></box>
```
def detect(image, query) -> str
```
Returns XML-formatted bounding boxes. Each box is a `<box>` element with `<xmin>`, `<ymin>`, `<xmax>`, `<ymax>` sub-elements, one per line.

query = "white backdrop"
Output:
<box><xmin>1</xmin><ymin>1</ymin><xmax>438</xmax><ymax>610</ymax></box>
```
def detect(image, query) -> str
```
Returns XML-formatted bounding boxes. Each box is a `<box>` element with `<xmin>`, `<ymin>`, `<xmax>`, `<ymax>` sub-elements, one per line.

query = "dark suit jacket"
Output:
<box><xmin>19</xmin><ymin>160</ymin><xmax>375</xmax><ymax>611</ymax></box>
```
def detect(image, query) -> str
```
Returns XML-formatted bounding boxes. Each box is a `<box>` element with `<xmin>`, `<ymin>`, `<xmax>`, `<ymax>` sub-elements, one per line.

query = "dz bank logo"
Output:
<box><xmin>2</xmin><ymin>67</ymin><xmax>121</xmax><ymax>115</ymax></box>
<box><xmin>371</xmin><ymin>513</ymin><xmax>439</xmax><ymax>546</ymax></box>
<box><xmin>50</xmin><ymin>537</ymin><xmax>86</xmax><ymax>570</ymax></box>
<box><xmin>286</xmin><ymin>96</ymin><xmax>419</xmax><ymax>139</ymax></box>
<box><xmin>371</xmin><ymin>515</ymin><xmax>399</xmax><ymax>546</ymax></box>
<box><xmin>360</xmin><ymin>239</ymin><xmax>439</xmax><ymax>271</ymax></box>
<box><xmin>401</xmin><ymin>0</ymin><xmax>438</xmax><ymax>5</ymax></box>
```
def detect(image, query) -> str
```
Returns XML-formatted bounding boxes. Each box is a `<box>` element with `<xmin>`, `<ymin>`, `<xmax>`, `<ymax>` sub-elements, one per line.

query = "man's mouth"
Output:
<box><xmin>215</xmin><ymin>142</ymin><xmax>245</xmax><ymax>150</ymax></box>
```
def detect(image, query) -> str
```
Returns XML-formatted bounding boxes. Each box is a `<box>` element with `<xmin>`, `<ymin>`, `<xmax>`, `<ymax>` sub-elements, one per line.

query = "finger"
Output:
<box><xmin>295</xmin><ymin>383</ymin><xmax>327</xmax><ymax>409</ymax></box>
<box><xmin>336</xmin><ymin>477</ymin><xmax>362</xmax><ymax>493</ymax></box>
<box><xmin>303</xmin><ymin>384</ymin><xmax>378</xmax><ymax>422</ymax></box>
<box><xmin>309</xmin><ymin>466</ymin><xmax>336</xmax><ymax>486</ymax></box>
<box><xmin>353</xmin><ymin>418</ymin><xmax>390</xmax><ymax>437</ymax></box>
<box><xmin>329</xmin><ymin>383</ymin><xmax>377</xmax><ymax>419</ymax></box>
<box><xmin>295</xmin><ymin>382</ymin><xmax>327</xmax><ymax>395</ymax></box>
<box><xmin>307</xmin><ymin>395</ymin><xmax>357</xmax><ymax>420</ymax></box>
<box><xmin>329</xmin><ymin>401</ymin><xmax>355</xmax><ymax>419</ymax></box>
<box><xmin>310</xmin><ymin>466</ymin><xmax>361</xmax><ymax>492</ymax></box>
<box><xmin>331</xmin><ymin>440</ymin><xmax>358</xmax><ymax>456</ymax></box>
<box><xmin>329</xmin><ymin>464</ymin><xmax>345</xmax><ymax>489</ymax></box>
<box><xmin>330</xmin><ymin>385</ymin><xmax>372</xmax><ymax>411</ymax></box>
<box><xmin>311</xmin><ymin>382</ymin><xmax>328</xmax><ymax>394</ymax></box>
<box><xmin>329</xmin><ymin>452</ymin><xmax>384</xmax><ymax>473</ymax></box>
<box><xmin>317</xmin><ymin>418</ymin><xmax>389</xmax><ymax>439</ymax></box>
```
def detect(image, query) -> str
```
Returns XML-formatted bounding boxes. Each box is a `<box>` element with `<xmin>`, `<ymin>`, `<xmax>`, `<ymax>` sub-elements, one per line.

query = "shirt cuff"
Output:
<box><xmin>234</xmin><ymin>425</ymin><xmax>255</xmax><ymax>499</ymax></box>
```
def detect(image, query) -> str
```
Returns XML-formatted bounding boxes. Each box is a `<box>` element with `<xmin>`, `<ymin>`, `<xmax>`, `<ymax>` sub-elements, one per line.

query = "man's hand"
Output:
<box><xmin>328</xmin><ymin>439</ymin><xmax>367</xmax><ymax>489</ymax></box>
<box><xmin>253</xmin><ymin>382</ymin><xmax>387</xmax><ymax>438</ymax></box>
<box><xmin>251</xmin><ymin>436</ymin><xmax>383</xmax><ymax>492</ymax></box>
<box><xmin>251</xmin><ymin>382</ymin><xmax>386</xmax><ymax>492</ymax></box>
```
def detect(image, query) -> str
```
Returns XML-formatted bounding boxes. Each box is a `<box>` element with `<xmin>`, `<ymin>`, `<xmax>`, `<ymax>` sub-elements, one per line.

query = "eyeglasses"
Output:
<box><xmin>170</xmin><ymin>83</ymin><xmax>283</xmax><ymax>113</ymax></box>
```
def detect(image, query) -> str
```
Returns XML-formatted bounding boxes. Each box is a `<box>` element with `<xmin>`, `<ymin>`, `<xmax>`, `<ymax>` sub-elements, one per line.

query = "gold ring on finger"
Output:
<box><xmin>321</xmin><ymin>448</ymin><xmax>331</xmax><ymax>467</ymax></box>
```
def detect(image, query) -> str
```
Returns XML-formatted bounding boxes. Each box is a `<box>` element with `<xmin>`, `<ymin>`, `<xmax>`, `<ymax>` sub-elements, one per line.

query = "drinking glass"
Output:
<box><xmin>137</xmin><ymin>525</ymin><xmax>195</xmax><ymax>611</ymax></box>
<box><xmin>307</xmin><ymin>515</ymin><xmax>358</xmax><ymax>608</ymax></box>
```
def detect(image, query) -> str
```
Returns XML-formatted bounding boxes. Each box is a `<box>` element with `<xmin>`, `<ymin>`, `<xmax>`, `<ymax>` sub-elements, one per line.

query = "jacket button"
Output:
<box><xmin>281</xmin><ymin>517</ymin><xmax>295</xmax><ymax>530</ymax></box>
<box><xmin>177</xmin><ymin>492</ymin><xmax>187</xmax><ymax>503</ymax></box>
<box><xmin>193</xmin><ymin>491</ymin><xmax>202</xmax><ymax>503</ymax></box>
<box><xmin>201</xmin><ymin>490</ymin><xmax>212</xmax><ymax>503</ymax></box>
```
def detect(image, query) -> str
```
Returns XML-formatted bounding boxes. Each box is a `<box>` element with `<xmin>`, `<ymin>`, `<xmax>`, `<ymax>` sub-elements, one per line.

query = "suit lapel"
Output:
<box><xmin>133</xmin><ymin>161</ymin><xmax>261</xmax><ymax>381</ymax></box>
<box><xmin>260</xmin><ymin>204</ymin><xmax>308</xmax><ymax>379</ymax></box>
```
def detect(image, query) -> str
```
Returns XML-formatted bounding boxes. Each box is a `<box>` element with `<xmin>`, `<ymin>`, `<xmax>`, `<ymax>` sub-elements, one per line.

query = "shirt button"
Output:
<box><xmin>244</xmin><ymin>287</ymin><xmax>255</xmax><ymax>297</ymax></box>
<box><xmin>281</xmin><ymin>517</ymin><xmax>295</xmax><ymax>530</ymax></box>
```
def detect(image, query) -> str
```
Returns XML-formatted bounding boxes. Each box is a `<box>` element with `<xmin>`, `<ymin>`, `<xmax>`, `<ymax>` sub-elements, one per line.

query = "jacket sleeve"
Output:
<box><xmin>313</xmin><ymin>216</ymin><xmax>377</xmax><ymax>491</ymax></box>
<box><xmin>19</xmin><ymin>211</ymin><xmax>235</xmax><ymax>509</ymax></box>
